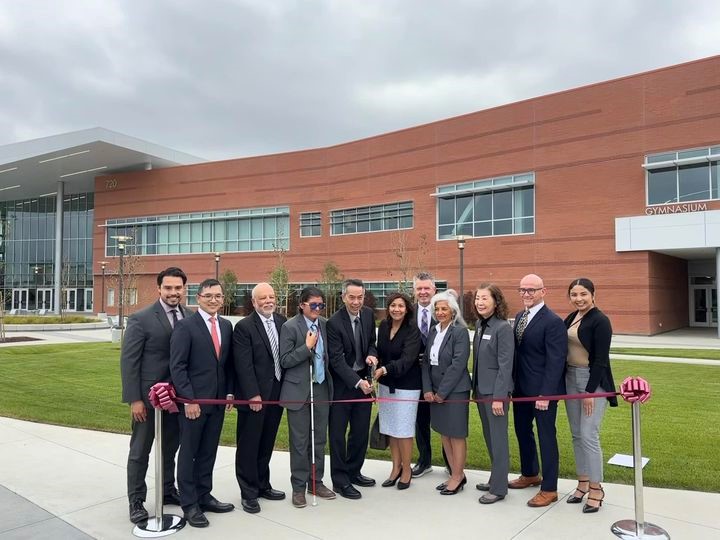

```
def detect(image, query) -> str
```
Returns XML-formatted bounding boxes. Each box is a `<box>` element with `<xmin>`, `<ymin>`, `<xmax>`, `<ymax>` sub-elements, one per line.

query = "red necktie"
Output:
<box><xmin>210</xmin><ymin>316</ymin><xmax>221</xmax><ymax>358</ymax></box>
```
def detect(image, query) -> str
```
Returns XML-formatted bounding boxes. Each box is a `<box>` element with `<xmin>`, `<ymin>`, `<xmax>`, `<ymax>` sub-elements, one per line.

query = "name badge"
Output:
<box><xmin>482</xmin><ymin>334</ymin><xmax>492</xmax><ymax>340</ymax></box>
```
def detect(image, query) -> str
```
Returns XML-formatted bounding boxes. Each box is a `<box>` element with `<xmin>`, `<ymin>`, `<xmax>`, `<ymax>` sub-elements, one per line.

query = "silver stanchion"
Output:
<box><xmin>611</xmin><ymin>400</ymin><xmax>670</xmax><ymax>540</ymax></box>
<box><xmin>133</xmin><ymin>408</ymin><xmax>185</xmax><ymax>538</ymax></box>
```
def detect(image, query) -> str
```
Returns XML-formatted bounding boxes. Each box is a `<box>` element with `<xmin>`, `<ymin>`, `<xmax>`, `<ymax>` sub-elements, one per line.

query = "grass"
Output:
<box><xmin>611</xmin><ymin>347</ymin><xmax>720</xmax><ymax>360</ymax></box>
<box><xmin>2</xmin><ymin>315</ymin><xmax>101</xmax><ymax>324</ymax></box>
<box><xmin>1</xmin><ymin>342</ymin><xmax>718</xmax><ymax>492</ymax></box>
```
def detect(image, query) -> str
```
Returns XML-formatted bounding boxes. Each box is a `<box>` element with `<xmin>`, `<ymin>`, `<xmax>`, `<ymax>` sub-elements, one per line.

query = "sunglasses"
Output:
<box><xmin>304</xmin><ymin>302</ymin><xmax>326</xmax><ymax>310</ymax></box>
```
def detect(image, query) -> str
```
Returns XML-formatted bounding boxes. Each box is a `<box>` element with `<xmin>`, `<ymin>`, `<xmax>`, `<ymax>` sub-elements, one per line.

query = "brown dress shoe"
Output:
<box><xmin>310</xmin><ymin>484</ymin><xmax>337</xmax><ymax>500</ymax></box>
<box><xmin>508</xmin><ymin>475</ymin><xmax>542</xmax><ymax>489</ymax></box>
<box><xmin>527</xmin><ymin>490</ymin><xmax>558</xmax><ymax>507</ymax></box>
<box><xmin>292</xmin><ymin>492</ymin><xmax>307</xmax><ymax>508</ymax></box>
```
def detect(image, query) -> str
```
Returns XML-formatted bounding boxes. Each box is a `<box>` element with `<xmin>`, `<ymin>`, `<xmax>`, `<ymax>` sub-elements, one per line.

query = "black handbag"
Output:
<box><xmin>369</xmin><ymin>416</ymin><xmax>388</xmax><ymax>450</ymax></box>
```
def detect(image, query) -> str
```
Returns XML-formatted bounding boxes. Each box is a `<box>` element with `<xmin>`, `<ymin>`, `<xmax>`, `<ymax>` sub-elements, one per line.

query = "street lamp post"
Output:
<box><xmin>100</xmin><ymin>261</ymin><xmax>107</xmax><ymax>314</ymax></box>
<box><xmin>214</xmin><ymin>252</ymin><xmax>221</xmax><ymax>280</ymax></box>
<box><xmin>456</xmin><ymin>236</ymin><xmax>467</xmax><ymax>318</ymax></box>
<box><xmin>111</xmin><ymin>236</ymin><xmax>133</xmax><ymax>332</ymax></box>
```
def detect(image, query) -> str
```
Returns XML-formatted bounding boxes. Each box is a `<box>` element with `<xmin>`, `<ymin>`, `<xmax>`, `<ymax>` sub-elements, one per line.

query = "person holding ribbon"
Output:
<box><xmin>373</xmin><ymin>292</ymin><xmax>422</xmax><ymax>490</ymax></box>
<box><xmin>471</xmin><ymin>283</ymin><xmax>514</xmax><ymax>504</ymax></box>
<box><xmin>563</xmin><ymin>278</ymin><xmax>617</xmax><ymax>513</ymax></box>
<box><xmin>422</xmin><ymin>291</ymin><xmax>471</xmax><ymax>495</ymax></box>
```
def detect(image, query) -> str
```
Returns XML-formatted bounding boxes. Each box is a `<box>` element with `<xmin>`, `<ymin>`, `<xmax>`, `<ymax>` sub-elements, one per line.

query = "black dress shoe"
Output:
<box><xmin>241</xmin><ymin>498</ymin><xmax>261</xmax><ymax>514</ymax></box>
<box><xmin>476</xmin><ymin>482</ymin><xmax>490</xmax><ymax>492</ymax></box>
<box><xmin>129</xmin><ymin>499</ymin><xmax>148</xmax><ymax>524</ymax></box>
<box><xmin>163</xmin><ymin>488</ymin><xmax>181</xmax><ymax>506</ymax></box>
<box><xmin>350</xmin><ymin>473</ymin><xmax>376</xmax><ymax>487</ymax></box>
<box><xmin>259</xmin><ymin>488</ymin><xmax>286</xmax><ymax>501</ymax></box>
<box><xmin>200</xmin><ymin>496</ymin><xmax>235</xmax><ymax>513</ymax></box>
<box><xmin>334</xmin><ymin>484</ymin><xmax>362</xmax><ymax>499</ymax></box>
<box><xmin>183</xmin><ymin>505</ymin><xmax>209</xmax><ymax>528</ymax></box>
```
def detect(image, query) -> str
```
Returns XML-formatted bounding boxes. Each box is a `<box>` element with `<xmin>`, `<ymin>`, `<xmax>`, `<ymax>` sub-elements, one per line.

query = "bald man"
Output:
<box><xmin>509</xmin><ymin>274</ymin><xmax>567</xmax><ymax>508</ymax></box>
<box><xmin>231</xmin><ymin>283</ymin><xmax>287</xmax><ymax>513</ymax></box>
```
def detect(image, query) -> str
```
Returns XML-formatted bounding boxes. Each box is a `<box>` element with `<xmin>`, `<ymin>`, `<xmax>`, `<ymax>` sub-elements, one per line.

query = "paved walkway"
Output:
<box><xmin>1</xmin><ymin>417</ymin><xmax>718</xmax><ymax>540</ymax></box>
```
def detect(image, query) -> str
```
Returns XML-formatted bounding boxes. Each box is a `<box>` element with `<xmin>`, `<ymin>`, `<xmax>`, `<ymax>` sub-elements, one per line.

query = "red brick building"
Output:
<box><xmin>93</xmin><ymin>55</ymin><xmax>720</xmax><ymax>335</ymax></box>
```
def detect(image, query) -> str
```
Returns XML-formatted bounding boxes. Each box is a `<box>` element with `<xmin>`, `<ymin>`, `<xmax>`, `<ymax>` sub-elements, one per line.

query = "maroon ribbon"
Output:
<box><xmin>619</xmin><ymin>376</ymin><xmax>651</xmax><ymax>403</ymax></box>
<box><xmin>148</xmin><ymin>382</ymin><xmax>179</xmax><ymax>413</ymax></box>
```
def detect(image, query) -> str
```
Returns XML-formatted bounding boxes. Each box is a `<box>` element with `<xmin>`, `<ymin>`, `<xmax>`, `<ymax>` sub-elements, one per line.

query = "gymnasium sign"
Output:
<box><xmin>645</xmin><ymin>202</ymin><xmax>707</xmax><ymax>215</ymax></box>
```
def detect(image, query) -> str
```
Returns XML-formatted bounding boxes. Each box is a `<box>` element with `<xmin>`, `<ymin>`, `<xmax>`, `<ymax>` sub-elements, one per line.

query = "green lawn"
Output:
<box><xmin>611</xmin><ymin>347</ymin><xmax>720</xmax><ymax>360</ymax></box>
<box><xmin>1</xmin><ymin>342</ymin><xmax>718</xmax><ymax>492</ymax></box>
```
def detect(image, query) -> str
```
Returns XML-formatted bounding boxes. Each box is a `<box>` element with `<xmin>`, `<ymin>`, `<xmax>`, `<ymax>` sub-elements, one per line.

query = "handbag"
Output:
<box><xmin>369</xmin><ymin>415</ymin><xmax>388</xmax><ymax>450</ymax></box>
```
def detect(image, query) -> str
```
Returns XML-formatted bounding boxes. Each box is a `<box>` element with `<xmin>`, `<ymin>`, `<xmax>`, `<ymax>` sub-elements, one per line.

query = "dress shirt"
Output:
<box><xmin>259</xmin><ymin>313</ymin><xmax>278</xmax><ymax>346</ymax></box>
<box><xmin>525</xmin><ymin>301</ymin><xmax>545</xmax><ymax>325</ymax></box>
<box><xmin>160</xmin><ymin>299</ymin><xmax>183</xmax><ymax>327</ymax></box>
<box><xmin>428</xmin><ymin>323</ymin><xmax>450</xmax><ymax>366</ymax></box>
<box><xmin>197</xmin><ymin>308</ymin><xmax>222</xmax><ymax>347</ymax></box>
<box><xmin>416</xmin><ymin>304</ymin><xmax>431</xmax><ymax>330</ymax></box>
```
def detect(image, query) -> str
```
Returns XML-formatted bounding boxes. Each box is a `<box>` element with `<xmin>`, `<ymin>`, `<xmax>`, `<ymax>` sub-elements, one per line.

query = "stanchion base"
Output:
<box><xmin>133</xmin><ymin>514</ymin><xmax>185</xmax><ymax>538</ymax></box>
<box><xmin>611</xmin><ymin>519</ymin><xmax>670</xmax><ymax>540</ymax></box>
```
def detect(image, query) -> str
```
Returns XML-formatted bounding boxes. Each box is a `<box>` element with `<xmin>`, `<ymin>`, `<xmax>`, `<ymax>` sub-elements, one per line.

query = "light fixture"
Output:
<box><xmin>60</xmin><ymin>166</ymin><xmax>107</xmax><ymax>178</ymax></box>
<box><xmin>38</xmin><ymin>150</ymin><xmax>90</xmax><ymax>163</ymax></box>
<box><xmin>0</xmin><ymin>184</ymin><xmax>21</xmax><ymax>192</ymax></box>
<box><xmin>0</xmin><ymin>167</ymin><xmax>19</xmax><ymax>174</ymax></box>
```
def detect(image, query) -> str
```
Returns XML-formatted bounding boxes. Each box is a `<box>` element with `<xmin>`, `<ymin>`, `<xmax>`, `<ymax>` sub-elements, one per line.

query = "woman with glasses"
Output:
<box><xmin>422</xmin><ymin>291</ymin><xmax>471</xmax><ymax>495</ymax></box>
<box><xmin>563</xmin><ymin>278</ymin><xmax>617</xmax><ymax>514</ymax></box>
<box><xmin>373</xmin><ymin>292</ymin><xmax>421</xmax><ymax>490</ymax></box>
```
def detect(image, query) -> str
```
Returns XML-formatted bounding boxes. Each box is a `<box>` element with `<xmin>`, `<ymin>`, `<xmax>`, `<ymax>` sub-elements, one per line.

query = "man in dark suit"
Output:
<box><xmin>510</xmin><ymin>274</ymin><xmax>568</xmax><ymax>507</ymax></box>
<box><xmin>327</xmin><ymin>278</ymin><xmax>378</xmax><ymax>499</ymax></box>
<box><xmin>279</xmin><ymin>286</ymin><xmax>336</xmax><ymax>508</ymax></box>
<box><xmin>121</xmin><ymin>266</ymin><xmax>187</xmax><ymax>524</ymax></box>
<box><xmin>170</xmin><ymin>279</ymin><xmax>235</xmax><ymax>527</ymax></box>
<box><xmin>231</xmin><ymin>282</ymin><xmax>286</xmax><ymax>514</ymax></box>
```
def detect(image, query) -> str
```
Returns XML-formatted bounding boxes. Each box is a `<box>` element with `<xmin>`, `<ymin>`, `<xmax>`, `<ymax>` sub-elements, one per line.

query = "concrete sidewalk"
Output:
<box><xmin>1</xmin><ymin>417</ymin><xmax>718</xmax><ymax>540</ymax></box>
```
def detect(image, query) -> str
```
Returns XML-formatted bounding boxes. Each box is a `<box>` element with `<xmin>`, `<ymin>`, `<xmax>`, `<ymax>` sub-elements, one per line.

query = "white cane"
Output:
<box><xmin>309</xmin><ymin>353</ymin><xmax>318</xmax><ymax>507</ymax></box>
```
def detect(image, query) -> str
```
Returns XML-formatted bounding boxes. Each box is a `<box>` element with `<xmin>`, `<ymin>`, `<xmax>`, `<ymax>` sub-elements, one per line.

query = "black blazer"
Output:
<box><xmin>327</xmin><ymin>306</ymin><xmax>378</xmax><ymax>398</ymax></box>
<box><xmin>377</xmin><ymin>319</ymin><xmax>422</xmax><ymax>391</ymax></box>
<box><xmin>170</xmin><ymin>311</ymin><xmax>234</xmax><ymax>413</ymax></box>
<box><xmin>564</xmin><ymin>307</ymin><xmax>618</xmax><ymax>407</ymax></box>
<box><xmin>231</xmin><ymin>310</ymin><xmax>287</xmax><ymax>410</ymax></box>
<box><xmin>513</xmin><ymin>305</ymin><xmax>567</xmax><ymax>398</ymax></box>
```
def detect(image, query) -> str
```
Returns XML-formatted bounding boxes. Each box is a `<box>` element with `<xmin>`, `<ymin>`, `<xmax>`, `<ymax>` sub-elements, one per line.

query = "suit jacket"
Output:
<box><xmin>472</xmin><ymin>314</ymin><xmax>514</xmax><ymax>398</ymax></box>
<box><xmin>421</xmin><ymin>321</ymin><xmax>471</xmax><ymax>398</ymax></box>
<box><xmin>279</xmin><ymin>313</ymin><xmax>333</xmax><ymax>411</ymax></box>
<box><xmin>170</xmin><ymin>311</ymin><xmax>234</xmax><ymax>413</ymax></box>
<box><xmin>377</xmin><ymin>319</ymin><xmax>422</xmax><ymax>391</ymax></box>
<box><xmin>564</xmin><ymin>307</ymin><xmax>618</xmax><ymax>406</ymax></box>
<box><xmin>121</xmin><ymin>300</ymin><xmax>187</xmax><ymax>404</ymax></box>
<box><xmin>513</xmin><ymin>304</ymin><xmax>567</xmax><ymax>397</ymax></box>
<box><xmin>327</xmin><ymin>306</ymin><xmax>378</xmax><ymax>398</ymax></box>
<box><xmin>232</xmin><ymin>311</ymin><xmax>287</xmax><ymax>410</ymax></box>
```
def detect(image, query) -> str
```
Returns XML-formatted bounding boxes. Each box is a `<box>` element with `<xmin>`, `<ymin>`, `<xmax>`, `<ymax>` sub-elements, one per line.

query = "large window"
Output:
<box><xmin>330</xmin><ymin>201</ymin><xmax>413</xmax><ymax>236</ymax></box>
<box><xmin>646</xmin><ymin>146</ymin><xmax>720</xmax><ymax>205</ymax></box>
<box><xmin>105</xmin><ymin>206</ymin><xmax>290</xmax><ymax>256</ymax></box>
<box><xmin>300</xmin><ymin>212</ymin><xmax>321</xmax><ymax>237</ymax></box>
<box><xmin>435</xmin><ymin>173</ymin><xmax>534</xmax><ymax>240</ymax></box>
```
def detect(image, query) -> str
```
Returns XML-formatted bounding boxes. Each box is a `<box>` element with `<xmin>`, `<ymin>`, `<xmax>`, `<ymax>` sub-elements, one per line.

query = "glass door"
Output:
<box><xmin>37</xmin><ymin>288</ymin><xmax>54</xmax><ymax>311</ymax></box>
<box><xmin>65</xmin><ymin>289</ymin><xmax>77</xmax><ymax>312</ymax></box>
<box><xmin>84</xmin><ymin>288</ymin><xmax>93</xmax><ymax>312</ymax></box>
<box><xmin>689</xmin><ymin>286</ymin><xmax>717</xmax><ymax>327</ymax></box>
<box><xmin>11</xmin><ymin>289</ymin><xmax>29</xmax><ymax>311</ymax></box>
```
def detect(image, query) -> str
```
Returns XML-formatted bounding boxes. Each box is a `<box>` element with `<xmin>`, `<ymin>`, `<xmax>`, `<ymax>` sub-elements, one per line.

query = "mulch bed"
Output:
<box><xmin>0</xmin><ymin>336</ymin><xmax>43</xmax><ymax>343</ymax></box>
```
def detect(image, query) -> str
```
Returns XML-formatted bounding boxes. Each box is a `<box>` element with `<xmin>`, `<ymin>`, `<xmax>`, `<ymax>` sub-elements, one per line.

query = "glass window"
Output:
<box><xmin>647</xmin><ymin>167</ymin><xmax>677</xmax><ymax>205</ymax></box>
<box><xmin>300</xmin><ymin>212</ymin><xmax>321</xmax><ymax>237</ymax></box>
<box><xmin>493</xmin><ymin>190</ymin><xmax>512</xmax><ymax>220</ymax></box>
<box><xmin>330</xmin><ymin>201</ymin><xmax>413</xmax><ymax>236</ymax></box>
<box><xmin>678</xmin><ymin>163</ymin><xmax>710</xmax><ymax>202</ymax></box>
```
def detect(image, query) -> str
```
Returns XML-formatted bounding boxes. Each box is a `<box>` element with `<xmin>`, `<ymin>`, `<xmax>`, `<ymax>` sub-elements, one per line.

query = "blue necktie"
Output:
<box><xmin>311</xmin><ymin>324</ymin><xmax>325</xmax><ymax>384</ymax></box>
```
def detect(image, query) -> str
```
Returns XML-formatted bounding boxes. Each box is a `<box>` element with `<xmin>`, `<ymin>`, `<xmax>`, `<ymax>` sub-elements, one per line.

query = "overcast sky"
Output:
<box><xmin>1</xmin><ymin>0</ymin><xmax>719</xmax><ymax>161</ymax></box>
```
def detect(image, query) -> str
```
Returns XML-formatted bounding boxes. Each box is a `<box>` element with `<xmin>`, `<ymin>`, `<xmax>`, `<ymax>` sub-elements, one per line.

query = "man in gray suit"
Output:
<box><xmin>279</xmin><ymin>286</ymin><xmax>336</xmax><ymax>508</ymax></box>
<box><xmin>120</xmin><ymin>267</ymin><xmax>187</xmax><ymax>524</ymax></box>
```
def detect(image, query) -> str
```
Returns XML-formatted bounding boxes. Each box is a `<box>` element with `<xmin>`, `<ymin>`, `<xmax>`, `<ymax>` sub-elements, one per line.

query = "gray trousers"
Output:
<box><xmin>565</xmin><ymin>366</ymin><xmax>608</xmax><ymax>483</ymax></box>
<box><xmin>287</xmin><ymin>381</ymin><xmax>330</xmax><ymax>492</ymax></box>
<box><xmin>476</xmin><ymin>397</ymin><xmax>509</xmax><ymax>496</ymax></box>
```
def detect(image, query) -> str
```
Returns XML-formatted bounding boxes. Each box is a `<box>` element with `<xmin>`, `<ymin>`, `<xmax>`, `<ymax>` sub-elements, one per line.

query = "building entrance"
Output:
<box><xmin>11</xmin><ymin>289</ymin><xmax>29</xmax><ymax>311</ymax></box>
<box><xmin>37</xmin><ymin>288</ymin><xmax>54</xmax><ymax>312</ymax></box>
<box><xmin>690</xmin><ymin>286</ymin><xmax>718</xmax><ymax>327</ymax></box>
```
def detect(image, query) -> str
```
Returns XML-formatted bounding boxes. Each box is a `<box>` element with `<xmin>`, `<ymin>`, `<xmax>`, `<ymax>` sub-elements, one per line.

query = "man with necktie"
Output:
<box><xmin>510</xmin><ymin>274</ymin><xmax>567</xmax><ymax>507</ymax></box>
<box><xmin>121</xmin><ymin>266</ymin><xmax>187</xmax><ymax>524</ymax></box>
<box><xmin>279</xmin><ymin>287</ymin><xmax>335</xmax><ymax>508</ymax></box>
<box><xmin>170</xmin><ymin>279</ymin><xmax>235</xmax><ymax>527</ymax></box>
<box><xmin>230</xmin><ymin>283</ymin><xmax>287</xmax><ymax>514</ymax></box>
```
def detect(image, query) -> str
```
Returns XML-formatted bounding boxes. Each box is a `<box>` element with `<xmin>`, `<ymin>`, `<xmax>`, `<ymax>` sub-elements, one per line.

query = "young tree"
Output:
<box><xmin>387</xmin><ymin>231</ymin><xmax>430</xmax><ymax>293</ymax></box>
<box><xmin>319</xmin><ymin>261</ymin><xmax>343</xmax><ymax>315</ymax></box>
<box><xmin>269</xmin><ymin>243</ymin><xmax>290</xmax><ymax>315</ymax></box>
<box><xmin>219</xmin><ymin>269</ymin><xmax>238</xmax><ymax>316</ymax></box>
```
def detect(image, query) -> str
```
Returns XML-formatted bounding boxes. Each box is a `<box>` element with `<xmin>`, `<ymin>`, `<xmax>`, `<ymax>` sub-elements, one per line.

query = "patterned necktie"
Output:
<box><xmin>515</xmin><ymin>309</ymin><xmax>530</xmax><ymax>342</ymax></box>
<box><xmin>420</xmin><ymin>308</ymin><xmax>429</xmax><ymax>342</ymax></box>
<box><xmin>266</xmin><ymin>318</ymin><xmax>281</xmax><ymax>381</ymax></box>
<box><xmin>311</xmin><ymin>323</ymin><xmax>325</xmax><ymax>384</ymax></box>
<box><xmin>210</xmin><ymin>316</ymin><xmax>221</xmax><ymax>358</ymax></box>
<box><xmin>353</xmin><ymin>316</ymin><xmax>364</xmax><ymax>370</ymax></box>
<box><xmin>169</xmin><ymin>309</ymin><xmax>178</xmax><ymax>328</ymax></box>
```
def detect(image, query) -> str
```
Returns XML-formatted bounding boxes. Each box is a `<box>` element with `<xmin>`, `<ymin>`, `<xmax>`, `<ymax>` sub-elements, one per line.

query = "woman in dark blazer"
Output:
<box><xmin>471</xmin><ymin>283</ymin><xmax>514</xmax><ymax>504</ymax></box>
<box><xmin>564</xmin><ymin>278</ymin><xmax>617</xmax><ymax>514</ymax></box>
<box><xmin>422</xmin><ymin>291</ymin><xmax>471</xmax><ymax>495</ymax></box>
<box><xmin>374</xmin><ymin>292</ymin><xmax>421</xmax><ymax>490</ymax></box>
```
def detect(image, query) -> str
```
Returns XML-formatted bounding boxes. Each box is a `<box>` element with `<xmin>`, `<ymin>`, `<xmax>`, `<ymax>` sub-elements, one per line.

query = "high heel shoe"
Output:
<box><xmin>567</xmin><ymin>480</ymin><xmax>589</xmax><ymax>504</ymax></box>
<box><xmin>435</xmin><ymin>481</ymin><xmax>448</xmax><ymax>491</ymax></box>
<box><xmin>381</xmin><ymin>468</ymin><xmax>403</xmax><ymax>488</ymax></box>
<box><xmin>397</xmin><ymin>476</ymin><xmax>411</xmax><ymax>490</ymax></box>
<box><xmin>440</xmin><ymin>476</ymin><xmax>466</xmax><ymax>495</ymax></box>
<box><xmin>582</xmin><ymin>485</ymin><xmax>604</xmax><ymax>513</ymax></box>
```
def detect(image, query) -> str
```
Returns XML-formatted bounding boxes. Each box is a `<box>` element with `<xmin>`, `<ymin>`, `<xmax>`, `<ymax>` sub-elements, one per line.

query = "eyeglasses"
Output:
<box><xmin>304</xmin><ymin>302</ymin><xmax>326</xmax><ymax>310</ymax></box>
<box><xmin>198</xmin><ymin>294</ymin><xmax>225</xmax><ymax>301</ymax></box>
<box><xmin>518</xmin><ymin>288</ymin><xmax>542</xmax><ymax>295</ymax></box>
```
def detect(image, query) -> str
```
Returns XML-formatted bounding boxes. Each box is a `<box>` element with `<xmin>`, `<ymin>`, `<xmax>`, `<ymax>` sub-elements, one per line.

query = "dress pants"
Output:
<box><xmin>235</xmin><ymin>379</ymin><xmax>284</xmax><ymax>499</ymax></box>
<box><xmin>513</xmin><ymin>399</ymin><xmax>559</xmax><ymax>492</ymax></box>
<box><xmin>177</xmin><ymin>406</ymin><xmax>225</xmax><ymax>510</ymax></box>
<box><xmin>329</xmin><ymin>386</ymin><xmax>371</xmax><ymax>487</ymax></box>
<box><xmin>476</xmin><ymin>397</ymin><xmax>509</xmax><ymax>496</ymax></box>
<box><xmin>414</xmin><ymin>401</ymin><xmax>433</xmax><ymax>468</ymax></box>
<box><xmin>127</xmin><ymin>398</ymin><xmax>180</xmax><ymax>502</ymax></box>
<box><xmin>287</xmin><ymin>381</ymin><xmax>330</xmax><ymax>492</ymax></box>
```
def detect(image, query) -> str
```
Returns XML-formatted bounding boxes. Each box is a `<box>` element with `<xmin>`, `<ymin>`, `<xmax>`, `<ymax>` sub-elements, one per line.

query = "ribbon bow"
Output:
<box><xmin>620</xmin><ymin>376</ymin><xmax>651</xmax><ymax>404</ymax></box>
<box><xmin>148</xmin><ymin>382</ymin><xmax>179</xmax><ymax>413</ymax></box>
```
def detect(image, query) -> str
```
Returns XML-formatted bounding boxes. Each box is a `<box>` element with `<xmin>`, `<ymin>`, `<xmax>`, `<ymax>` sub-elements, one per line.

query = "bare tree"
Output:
<box><xmin>387</xmin><ymin>231</ymin><xmax>429</xmax><ymax>293</ymax></box>
<box><xmin>319</xmin><ymin>260</ymin><xmax>343</xmax><ymax>315</ymax></box>
<box><xmin>219</xmin><ymin>269</ymin><xmax>238</xmax><ymax>315</ymax></box>
<box><xmin>269</xmin><ymin>242</ymin><xmax>290</xmax><ymax>315</ymax></box>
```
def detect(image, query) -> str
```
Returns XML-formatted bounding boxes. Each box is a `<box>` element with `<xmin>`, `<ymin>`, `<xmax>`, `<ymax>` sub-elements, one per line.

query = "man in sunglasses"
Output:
<box><xmin>279</xmin><ymin>287</ymin><xmax>336</xmax><ymax>508</ymax></box>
